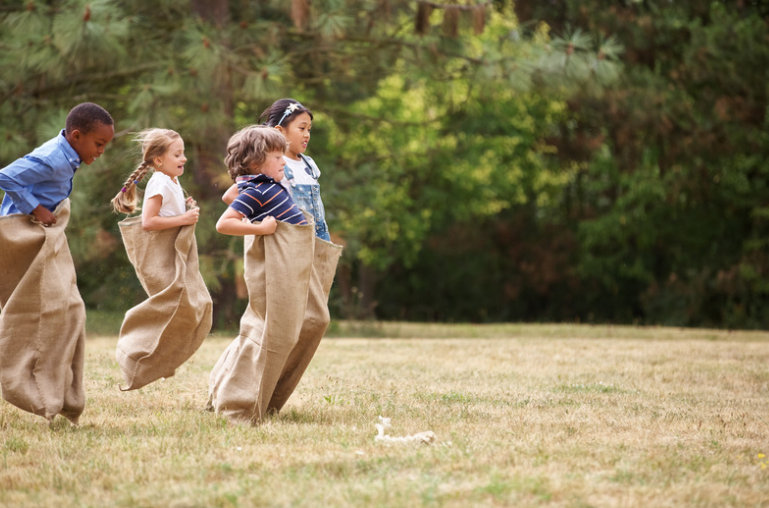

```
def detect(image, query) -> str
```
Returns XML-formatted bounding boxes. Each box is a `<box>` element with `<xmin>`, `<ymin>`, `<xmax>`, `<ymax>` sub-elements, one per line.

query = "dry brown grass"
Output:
<box><xmin>1</xmin><ymin>323</ymin><xmax>768</xmax><ymax>507</ymax></box>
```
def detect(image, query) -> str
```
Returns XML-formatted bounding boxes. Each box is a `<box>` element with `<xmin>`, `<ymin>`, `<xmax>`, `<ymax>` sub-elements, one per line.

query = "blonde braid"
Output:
<box><xmin>111</xmin><ymin>161</ymin><xmax>153</xmax><ymax>214</ymax></box>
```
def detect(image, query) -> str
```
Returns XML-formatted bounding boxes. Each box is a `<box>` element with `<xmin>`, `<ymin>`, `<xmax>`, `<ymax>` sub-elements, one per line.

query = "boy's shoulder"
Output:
<box><xmin>25</xmin><ymin>133</ymin><xmax>74</xmax><ymax>169</ymax></box>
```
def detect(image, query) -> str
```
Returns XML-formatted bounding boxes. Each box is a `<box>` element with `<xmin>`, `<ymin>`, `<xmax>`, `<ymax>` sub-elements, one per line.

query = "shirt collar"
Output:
<box><xmin>153</xmin><ymin>171</ymin><xmax>179</xmax><ymax>184</ymax></box>
<box><xmin>236</xmin><ymin>174</ymin><xmax>275</xmax><ymax>186</ymax></box>
<box><xmin>57</xmin><ymin>129</ymin><xmax>82</xmax><ymax>167</ymax></box>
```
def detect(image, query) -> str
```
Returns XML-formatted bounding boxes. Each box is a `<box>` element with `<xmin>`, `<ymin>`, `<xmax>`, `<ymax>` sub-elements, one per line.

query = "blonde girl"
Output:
<box><xmin>110</xmin><ymin>128</ymin><xmax>212</xmax><ymax>391</ymax></box>
<box><xmin>112</xmin><ymin>128</ymin><xmax>199</xmax><ymax>229</ymax></box>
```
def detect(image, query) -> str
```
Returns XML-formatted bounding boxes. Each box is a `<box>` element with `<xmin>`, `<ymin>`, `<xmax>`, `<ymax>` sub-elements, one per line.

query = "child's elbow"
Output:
<box><xmin>222</xmin><ymin>192</ymin><xmax>236</xmax><ymax>206</ymax></box>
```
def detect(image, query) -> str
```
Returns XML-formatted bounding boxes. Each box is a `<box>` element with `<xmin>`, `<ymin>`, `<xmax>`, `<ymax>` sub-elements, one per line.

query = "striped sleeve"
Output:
<box><xmin>230</xmin><ymin>183</ymin><xmax>308</xmax><ymax>225</ymax></box>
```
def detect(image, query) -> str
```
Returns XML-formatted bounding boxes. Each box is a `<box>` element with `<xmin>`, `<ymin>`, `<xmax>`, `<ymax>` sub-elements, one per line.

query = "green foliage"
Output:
<box><xmin>343</xmin><ymin>1</ymin><xmax>769</xmax><ymax>326</ymax></box>
<box><xmin>516</xmin><ymin>1</ymin><xmax>769</xmax><ymax>327</ymax></box>
<box><xmin>20</xmin><ymin>0</ymin><xmax>754</xmax><ymax>327</ymax></box>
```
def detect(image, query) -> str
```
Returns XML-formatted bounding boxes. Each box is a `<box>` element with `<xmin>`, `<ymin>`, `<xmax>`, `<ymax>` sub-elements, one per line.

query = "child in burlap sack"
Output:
<box><xmin>0</xmin><ymin>102</ymin><xmax>114</xmax><ymax>423</ymax></box>
<box><xmin>222</xmin><ymin>99</ymin><xmax>330</xmax><ymax>241</ymax></box>
<box><xmin>110</xmin><ymin>129</ymin><xmax>212</xmax><ymax>390</ymax></box>
<box><xmin>208</xmin><ymin>125</ymin><xmax>342</xmax><ymax>424</ymax></box>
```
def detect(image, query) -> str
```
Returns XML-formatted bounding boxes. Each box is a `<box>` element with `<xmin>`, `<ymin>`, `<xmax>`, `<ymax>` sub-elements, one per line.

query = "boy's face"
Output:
<box><xmin>257</xmin><ymin>150</ymin><xmax>286</xmax><ymax>181</ymax></box>
<box><xmin>68</xmin><ymin>122</ymin><xmax>114</xmax><ymax>165</ymax></box>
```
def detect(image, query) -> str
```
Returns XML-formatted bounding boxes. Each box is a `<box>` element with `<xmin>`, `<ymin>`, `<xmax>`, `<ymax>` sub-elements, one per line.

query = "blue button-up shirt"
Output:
<box><xmin>0</xmin><ymin>130</ymin><xmax>81</xmax><ymax>215</ymax></box>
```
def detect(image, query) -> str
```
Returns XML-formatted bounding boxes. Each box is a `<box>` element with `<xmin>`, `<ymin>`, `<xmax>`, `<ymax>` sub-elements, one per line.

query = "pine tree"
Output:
<box><xmin>0</xmin><ymin>0</ymin><xmax>621</xmax><ymax>322</ymax></box>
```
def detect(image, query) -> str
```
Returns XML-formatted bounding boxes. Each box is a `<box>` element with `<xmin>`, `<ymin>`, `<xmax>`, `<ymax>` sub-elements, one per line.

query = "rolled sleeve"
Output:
<box><xmin>0</xmin><ymin>157</ymin><xmax>52</xmax><ymax>214</ymax></box>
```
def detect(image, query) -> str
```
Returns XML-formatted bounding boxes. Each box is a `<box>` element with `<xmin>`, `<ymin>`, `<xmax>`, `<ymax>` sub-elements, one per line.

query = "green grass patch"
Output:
<box><xmin>1</xmin><ymin>324</ymin><xmax>768</xmax><ymax>507</ymax></box>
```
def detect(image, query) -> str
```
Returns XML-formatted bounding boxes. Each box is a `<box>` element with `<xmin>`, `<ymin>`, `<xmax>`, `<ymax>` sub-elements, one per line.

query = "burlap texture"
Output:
<box><xmin>207</xmin><ymin>221</ymin><xmax>342</xmax><ymax>424</ymax></box>
<box><xmin>0</xmin><ymin>200</ymin><xmax>86</xmax><ymax>423</ymax></box>
<box><xmin>116</xmin><ymin>216</ymin><xmax>213</xmax><ymax>390</ymax></box>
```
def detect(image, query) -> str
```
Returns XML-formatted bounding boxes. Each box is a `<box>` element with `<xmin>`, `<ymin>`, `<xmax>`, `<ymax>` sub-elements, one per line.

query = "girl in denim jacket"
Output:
<box><xmin>223</xmin><ymin>99</ymin><xmax>330</xmax><ymax>241</ymax></box>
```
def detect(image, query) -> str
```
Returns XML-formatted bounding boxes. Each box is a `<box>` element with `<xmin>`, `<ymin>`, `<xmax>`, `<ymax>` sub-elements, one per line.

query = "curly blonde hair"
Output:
<box><xmin>111</xmin><ymin>129</ymin><xmax>181</xmax><ymax>214</ymax></box>
<box><xmin>224</xmin><ymin>125</ymin><xmax>287</xmax><ymax>181</ymax></box>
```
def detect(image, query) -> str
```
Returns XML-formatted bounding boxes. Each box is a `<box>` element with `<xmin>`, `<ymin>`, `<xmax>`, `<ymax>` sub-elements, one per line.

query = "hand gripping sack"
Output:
<box><xmin>0</xmin><ymin>200</ymin><xmax>85</xmax><ymax>423</ymax></box>
<box><xmin>207</xmin><ymin>220</ymin><xmax>342</xmax><ymax>424</ymax></box>
<box><xmin>116</xmin><ymin>217</ymin><xmax>213</xmax><ymax>390</ymax></box>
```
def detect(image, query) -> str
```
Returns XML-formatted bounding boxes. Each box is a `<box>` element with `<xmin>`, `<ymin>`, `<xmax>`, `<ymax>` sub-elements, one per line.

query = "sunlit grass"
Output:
<box><xmin>1</xmin><ymin>324</ymin><xmax>768</xmax><ymax>507</ymax></box>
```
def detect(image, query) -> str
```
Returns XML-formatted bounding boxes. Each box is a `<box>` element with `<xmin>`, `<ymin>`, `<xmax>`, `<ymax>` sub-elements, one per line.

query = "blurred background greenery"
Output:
<box><xmin>1</xmin><ymin>0</ymin><xmax>767</xmax><ymax>329</ymax></box>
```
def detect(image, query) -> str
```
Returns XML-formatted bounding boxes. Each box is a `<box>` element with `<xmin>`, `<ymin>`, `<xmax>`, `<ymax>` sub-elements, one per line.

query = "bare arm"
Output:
<box><xmin>142</xmin><ymin>195</ymin><xmax>200</xmax><ymax>231</ymax></box>
<box><xmin>216</xmin><ymin>207</ymin><xmax>277</xmax><ymax>236</ymax></box>
<box><xmin>222</xmin><ymin>184</ymin><xmax>238</xmax><ymax>205</ymax></box>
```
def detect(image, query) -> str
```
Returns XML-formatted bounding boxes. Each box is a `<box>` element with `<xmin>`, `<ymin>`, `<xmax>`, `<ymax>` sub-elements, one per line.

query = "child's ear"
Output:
<box><xmin>274</xmin><ymin>125</ymin><xmax>284</xmax><ymax>134</ymax></box>
<box><xmin>69</xmin><ymin>129</ymin><xmax>83</xmax><ymax>141</ymax></box>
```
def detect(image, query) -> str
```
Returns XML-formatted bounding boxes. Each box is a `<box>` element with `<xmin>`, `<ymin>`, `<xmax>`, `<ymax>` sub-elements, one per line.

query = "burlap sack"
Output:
<box><xmin>0</xmin><ymin>200</ymin><xmax>86</xmax><ymax>423</ymax></box>
<box><xmin>116</xmin><ymin>216</ymin><xmax>213</xmax><ymax>390</ymax></box>
<box><xmin>207</xmin><ymin>221</ymin><xmax>342</xmax><ymax>424</ymax></box>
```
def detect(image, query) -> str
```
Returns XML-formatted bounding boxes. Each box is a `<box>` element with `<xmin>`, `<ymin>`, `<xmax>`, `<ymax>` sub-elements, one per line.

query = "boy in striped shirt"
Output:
<box><xmin>216</xmin><ymin>126</ymin><xmax>307</xmax><ymax>236</ymax></box>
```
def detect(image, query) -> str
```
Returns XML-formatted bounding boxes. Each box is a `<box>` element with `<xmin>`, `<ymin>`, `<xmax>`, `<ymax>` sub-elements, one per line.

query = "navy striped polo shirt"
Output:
<box><xmin>230</xmin><ymin>174</ymin><xmax>307</xmax><ymax>225</ymax></box>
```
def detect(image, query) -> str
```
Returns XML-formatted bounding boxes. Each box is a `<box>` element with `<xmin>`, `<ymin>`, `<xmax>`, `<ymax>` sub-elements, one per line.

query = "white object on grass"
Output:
<box><xmin>374</xmin><ymin>416</ymin><xmax>435</xmax><ymax>445</ymax></box>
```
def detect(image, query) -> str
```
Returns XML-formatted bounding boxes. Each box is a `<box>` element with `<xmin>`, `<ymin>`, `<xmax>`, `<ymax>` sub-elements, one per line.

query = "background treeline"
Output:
<box><xmin>0</xmin><ymin>0</ymin><xmax>767</xmax><ymax>329</ymax></box>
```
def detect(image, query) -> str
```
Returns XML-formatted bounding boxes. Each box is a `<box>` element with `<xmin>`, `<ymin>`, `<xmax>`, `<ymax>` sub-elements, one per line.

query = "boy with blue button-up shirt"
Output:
<box><xmin>0</xmin><ymin>102</ymin><xmax>113</xmax><ymax>424</ymax></box>
<box><xmin>0</xmin><ymin>102</ymin><xmax>114</xmax><ymax>226</ymax></box>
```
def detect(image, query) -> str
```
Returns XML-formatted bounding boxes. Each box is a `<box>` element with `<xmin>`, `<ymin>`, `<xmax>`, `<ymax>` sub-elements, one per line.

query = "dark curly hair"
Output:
<box><xmin>65</xmin><ymin>102</ymin><xmax>114</xmax><ymax>135</ymax></box>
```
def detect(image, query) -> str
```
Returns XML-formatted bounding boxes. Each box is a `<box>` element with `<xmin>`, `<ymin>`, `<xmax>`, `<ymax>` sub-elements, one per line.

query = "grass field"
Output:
<box><xmin>1</xmin><ymin>322</ymin><xmax>768</xmax><ymax>507</ymax></box>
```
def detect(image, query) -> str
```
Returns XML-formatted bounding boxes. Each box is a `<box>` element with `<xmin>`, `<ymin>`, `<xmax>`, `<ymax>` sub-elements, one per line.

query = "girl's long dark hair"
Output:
<box><xmin>259</xmin><ymin>98</ymin><xmax>314</xmax><ymax>128</ymax></box>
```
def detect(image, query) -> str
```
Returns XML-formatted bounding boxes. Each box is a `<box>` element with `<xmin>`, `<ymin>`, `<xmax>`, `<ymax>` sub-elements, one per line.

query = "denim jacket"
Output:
<box><xmin>282</xmin><ymin>154</ymin><xmax>330</xmax><ymax>241</ymax></box>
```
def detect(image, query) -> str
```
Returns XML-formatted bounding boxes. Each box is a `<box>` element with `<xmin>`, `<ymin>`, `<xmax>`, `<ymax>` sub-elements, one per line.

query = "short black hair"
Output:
<box><xmin>259</xmin><ymin>98</ymin><xmax>313</xmax><ymax>128</ymax></box>
<box><xmin>65</xmin><ymin>102</ymin><xmax>114</xmax><ymax>135</ymax></box>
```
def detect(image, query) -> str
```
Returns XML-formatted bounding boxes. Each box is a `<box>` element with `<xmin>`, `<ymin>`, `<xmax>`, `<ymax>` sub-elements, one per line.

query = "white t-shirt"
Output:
<box><xmin>144</xmin><ymin>171</ymin><xmax>186</xmax><ymax>217</ymax></box>
<box><xmin>283</xmin><ymin>155</ymin><xmax>320</xmax><ymax>185</ymax></box>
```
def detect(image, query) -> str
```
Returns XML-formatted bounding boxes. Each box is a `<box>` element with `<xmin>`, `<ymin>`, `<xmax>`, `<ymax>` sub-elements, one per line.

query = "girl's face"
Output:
<box><xmin>278</xmin><ymin>112</ymin><xmax>312</xmax><ymax>160</ymax></box>
<box><xmin>155</xmin><ymin>138</ymin><xmax>186</xmax><ymax>180</ymax></box>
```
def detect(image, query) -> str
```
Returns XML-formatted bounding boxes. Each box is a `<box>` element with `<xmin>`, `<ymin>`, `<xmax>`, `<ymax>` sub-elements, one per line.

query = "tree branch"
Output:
<box><xmin>0</xmin><ymin>63</ymin><xmax>165</xmax><ymax>105</ymax></box>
